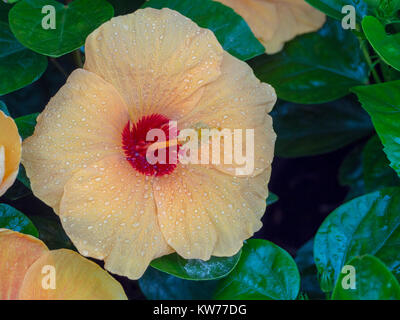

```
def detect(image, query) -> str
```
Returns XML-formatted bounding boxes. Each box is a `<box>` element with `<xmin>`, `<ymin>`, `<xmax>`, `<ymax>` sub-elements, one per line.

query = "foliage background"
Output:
<box><xmin>1</xmin><ymin>0</ymin><xmax>400</xmax><ymax>300</ymax></box>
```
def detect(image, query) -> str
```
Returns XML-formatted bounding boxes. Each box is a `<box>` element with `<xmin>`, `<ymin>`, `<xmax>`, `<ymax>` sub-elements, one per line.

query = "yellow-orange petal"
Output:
<box><xmin>217</xmin><ymin>0</ymin><xmax>326</xmax><ymax>54</ymax></box>
<box><xmin>84</xmin><ymin>8</ymin><xmax>224</xmax><ymax>122</ymax></box>
<box><xmin>18</xmin><ymin>249</ymin><xmax>127</xmax><ymax>300</ymax></box>
<box><xmin>181</xmin><ymin>52</ymin><xmax>276</xmax><ymax>177</ymax></box>
<box><xmin>153</xmin><ymin>165</ymin><xmax>270</xmax><ymax>260</ymax></box>
<box><xmin>0</xmin><ymin>110</ymin><xmax>21</xmax><ymax>197</ymax></box>
<box><xmin>59</xmin><ymin>155</ymin><xmax>172</xmax><ymax>280</ymax></box>
<box><xmin>0</xmin><ymin>229</ymin><xmax>48</xmax><ymax>300</ymax></box>
<box><xmin>22</xmin><ymin>69</ymin><xmax>130</xmax><ymax>213</ymax></box>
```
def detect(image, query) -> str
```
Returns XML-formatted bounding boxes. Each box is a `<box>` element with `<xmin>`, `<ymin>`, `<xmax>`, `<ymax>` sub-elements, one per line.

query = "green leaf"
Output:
<box><xmin>271</xmin><ymin>98</ymin><xmax>373</xmax><ymax>158</ymax></box>
<box><xmin>17</xmin><ymin>164</ymin><xmax>30</xmax><ymax>189</ymax></box>
<box><xmin>0</xmin><ymin>101</ymin><xmax>10</xmax><ymax>116</ymax></box>
<box><xmin>338</xmin><ymin>143</ymin><xmax>367</xmax><ymax>200</ymax></box>
<box><xmin>139</xmin><ymin>267</ymin><xmax>219</xmax><ymax>300</ymax></box>
<box><xmin>352</xmin><ymin>80</ymin><xmax>400</xmax><ymax>178</ymax></box>
<box><xmin>362</xmin><ymin>135</ymin><xmax>400</xmax><ymax>192</ymax></box>
<box><xmin>0</xmin><ymin>203</ymin><xmax>38</xmax><ymax>237</ymax></box>
<box><xmin>0</xmin><ymin>21</ymin><xmax>47</xmax><ymax>95</ymax></box>
<box><xmin>250</xmin><ymin>18</ymin><xmax>368</xmax><ymax>104</ymax></box>
<box><xmin>15</xmin><ymin>112</ymin><xmax>38</xmax><ymax>140</ymax></box>
<box><xmin>107</xmin><ymin>0</ymin><xmax>144</xmax><ymax>16</ymax></box>
<box><xmin>305</xmin><ymin>0</ymin><xmax>370</xmax><ymax>22</ymax></box>
<box><xmin>314</xmin><ymin>187</ymin><xmax>400</xmax><ymax>292</ymax></box>
<box><xmin>150</xmin><ymin>250</ymin><xmax>241</xmax><ymax>280</ymax></box>
<box><xmin>362</xmin><ymin>16</ymin><xmax>400</xmax><ymax>71</ymax></box>
<box><xmin>214</xmin><ymin>239</ymin><xmax>300</xmax><ymax>300</ymax></box>
<box><xmin>142</xmin><ymin>0</ymin><xmax>264</xmax><ymax>61</ymax></box>
<box><xmin>9</xmin><ymin>0</ymin><xmax>114</xmax><ymax>57</ymax></box>
<box><xmin>267</xmin><ymin>192</ymin><xmax>279</xmax><ymax>205</ymax></box>
<box><xmin>295</xmin><ymin>239</ymin><xmax>325</xmax><ymax>299</ymax></box>
<box><xmin>332</xmin><ymin>255</ymin><xmax>400</xmax><ymax>300</ymax></box>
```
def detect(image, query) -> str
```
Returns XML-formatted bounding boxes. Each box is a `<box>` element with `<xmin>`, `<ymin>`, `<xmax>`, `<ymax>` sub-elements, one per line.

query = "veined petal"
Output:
<box><xmin>22</xmin><ymin>69</ymin><xmax>129</xmax><ymax>213</ymax></box>
<box><xmin>218</xmin><ymin>0</ymin><xmax>326</xmax><ymax>54</ymax></box>
<box><xmin>0</xmin><ymin>111</ymin><xmax>21</xmax><ymax>197</ymax></box>
<box><xmin>181</xmin><ymin>52</ymin><xmax>276</xmax><ymax>176</ymax></box>
<box><xmin>18</xmin><ymin>249</ymin><xmax>127</xmax><ymax>300</ymax></box>
<box><xmin>59</xmin><ymin>155</ymin><xmax>172</xmax><ymax>280</ymax></box>
<box><xmin>84</xmin><ymin>8</ymin><xmax>224</xmax><ymax>122</ymax></box>
<box><xmin>0</xmin><ymin>229</ymin><xmax>48</xmax><ymax>300</ymax></box>
<box><xmin>153</xmin><ymin>165</ymin><xmax>270</xmax><ymax>259</ymax></box>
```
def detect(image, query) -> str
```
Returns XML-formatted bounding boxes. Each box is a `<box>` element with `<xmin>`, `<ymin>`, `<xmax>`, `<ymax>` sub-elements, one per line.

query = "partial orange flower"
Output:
<box><xmin>0</xmin><ymin>110</ymin><xmax>21</xmax><ymax>197</ymax></box>
<box><xmin>217</xmin><ymin>0</ymin><xmax>326</xmax><ymax>54</ymax></box>
<box><xmin>0</xmin><ymin>229</ymin><xmax>127</xmax><ymax>300</ymax></box>
<box><xmin>22</xmin><ymin>8</ymin><xmax>276</xmax><ymax>279</ymax></box>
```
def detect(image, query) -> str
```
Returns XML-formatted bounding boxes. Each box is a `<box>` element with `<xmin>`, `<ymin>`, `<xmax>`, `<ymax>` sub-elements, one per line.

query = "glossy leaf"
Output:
<box><xmin>338</xmin><ymin>143</ymin><xmax>367</xmax><ymax>200</ymax></box>
<box><xmin>305</xmin><ymin>0</ymin><xmax>370</xmax><ymax>22</ymax></box>
<box><xmin>271</xmin><ymin>98</ymin><xmax>373</xmax><ymax>157</ymax></box>
<box><xmin>295</xmin><ymin>239</ymin><xmax>325</xmax><ymax>299</ymax></box>
<box><xmin>250</xmin><ymin>19</ymin><xmax>368</xmax><ymax>104</ymax></box>
<box><xmin>267</xmin><ymin>192</ymin><xmax>279</xmax><ymax>205</ymax></box>
<box><xmin>139</xmin><ymin>267</ymin><xmax>219</xmax><ymax>300</ymax></box>
<box><xmin>332</xmin><ymin>255</ymin><xmax>400</xmax><ymax>300</ymax></box>
<box><xmin>362</xmin><ymin>135</ymin><xmax>400</xmax><ymax>192</ymax></box>
<box><xmin>0</xmin><ymin>101</ymin><xmax>9</xmax><ymax>116</ymax></box>
<box><xmin>214</xmin><ymin>239</ymin><xmax>300</xmax><ymax>300</ymax></box>
<box><xmin>143</xmin><ymin>0</ymin><xmax>264</xmax><ymax>61</ymax></box>
<box><xmin>0</xmin><ymin>21</ymin><xmax>47</xmax><ymax>95</ymax></box>
<box><xmin>15</xmin><ymin>113</ymin><xmax>38</xmax><ymax>140</ymax></box>
<box><xmin>352</xmin><ymin>80</ymin><xmax>400</xmax><ymax>178</ymax></box>
<box><xmin>0</xmin><ymin>204</ymin><xmax>38</xmax><ymax>237</ymax></box>
<box><xmin>314</xmin><ymin>187</ymin><xmax>400</xmax><ymax>292</ymax></box>
<box><xmin>9</xmin><ymin>0</ymin><xmax>114</xmax><ymax>57</ymax></box>
<box><xmin>363</xmin><ymin>16</ymin><xmax>400</xmax><ymax>71</ymax></box>
<box><xmin>150</xmin><ymin>250</ymin><xmax>241</xmax><ymax>280</ymax></box>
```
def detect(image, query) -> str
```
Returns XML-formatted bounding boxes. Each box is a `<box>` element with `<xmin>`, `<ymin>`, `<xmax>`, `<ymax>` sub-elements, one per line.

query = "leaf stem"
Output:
<box><xmin>49</xmin><ymin>58</ymin><xmax>67</xmax><ymax>78</ymax></box>
<box><xmin>360</xmin><ymin>40</ymin><xmax>381</xmax><ymax>84</ymax></box>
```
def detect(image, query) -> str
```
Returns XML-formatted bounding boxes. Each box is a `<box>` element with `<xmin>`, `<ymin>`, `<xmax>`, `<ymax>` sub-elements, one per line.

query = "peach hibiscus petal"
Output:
<box><xmin>22</xmin><ymin>69</ymin><xmax>130</xmax><ymax>212</ymax></box>
<box><xmin>18</xmin><ymin>249</ymin><xmax>127</xmax><ymax>300</ymax></box>
<box><xmin>0</xmin><ymin>110</ymin><xmax>21</xmax><ymax>197</ymax></box>
<box><xmin>84</xmin><ymin>8</ymin><xmax>224</xmax><ymax>122</ymax></box>
<box><xmin>0</xmin><ymin>229</ymin><xmax>48</xmax><ymax>300</ymax></box>
<box><xmin>153</xmin><ymin>166</ymin><xmax>270</xmax><ymax>259</ymax></box>
<box><xmin>59</xmin><ymin>155</ymin><xmax>172</xmax><ymax>280</ymax></box>
<box><xmin>181</xmin><ymin>52</ymin><xmax>276</xmax><ymax>176</ymax></box>
<box><xmin>217</xmin><ymin>0</ymin><xmax>326</xmax><ymax>54</ymax></box>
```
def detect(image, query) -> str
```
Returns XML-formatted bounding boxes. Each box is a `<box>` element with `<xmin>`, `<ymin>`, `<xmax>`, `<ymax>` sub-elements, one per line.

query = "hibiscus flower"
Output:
<box><xmin>0</xmin><ymin>110</ymin><xmax>21</xmax><ymax>197</ymax></box>
<box><xmin>22</xmin><ymin>8</ymin><xmax>276</xmax><ymax>279</ymax></box>
<box><xmin>217</xmin><ymin>0</ymin><xmax>326</xmax><ymax>54</ymax></box>
<box><xmin>0</xmin><ymin>229</ymin><xmax>126</xmax><ymax>300</ymax></box>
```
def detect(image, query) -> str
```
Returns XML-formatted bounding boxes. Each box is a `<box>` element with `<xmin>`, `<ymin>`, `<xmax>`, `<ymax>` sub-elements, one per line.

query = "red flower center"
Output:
<box><xmin>122</xmin><ymin>114</ymin><xmax>179</xmax><ymax>176</ymax></box>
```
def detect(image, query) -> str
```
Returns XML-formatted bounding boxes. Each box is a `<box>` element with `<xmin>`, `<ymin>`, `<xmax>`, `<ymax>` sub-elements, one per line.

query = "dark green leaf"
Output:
<box><xmin>271</xmin><ymin>97</ymin><xmax>373</xmax><ymax>157</ymax></box>
<box><xmin>352</xmin><ymin>80</ymin><xmax>400</xmax><ymax>178</ymax></box>
<box><xmin>362</xmin><ymin>135</ymin><xmax>400</xmax><ymax>192</ymax></box>
<box><xmin>17</xmin><ymin>164</ymin><xmax>30</xmax><ymax>189</ymax></box>
<box><xmin>143</xmin><ymin>0</ymin><xmax>264</xmax><ymax>61</ymax></box>
<box><xmin>108</xmin><ymin>0</ymin><xmax>144</xmax><ymax>16</ymax></box>
<box><xmin>9</xmin><ymin>0</ymin><xmax>114</xmax><ymax>57</ymax></box>
<box><xmin>305</xmin><ymin>0</ymin><xmax>370</xmax><ymax>22</ymax></box>
<box><xmin>267</xmin><ymin>192</ymin><xmax>279</xmax><ymax>205</ymax></box>
<box><xmin>338</xmin><ymin>143</ymin><xmax>367</xmax><ymax>200</ymax></box>
<box><xmin>15</xmin><ymin>112</ymin><xmax>38</xmax><ymax>140</ymax></box>
<box><xmin>332</xmin><ymin>255</ymin><xmax>400</xmax><ymax>300</ymax></box>
<box><xmin>0</xmin><ymin>203</ymin><xmax>38</xmax><ymax>237</ymax></box>
<box><xmin>250</xmin><ymin>18</ymin><xmax>368</xmax><ymax>104</ymax></box>
<box><xmin>0</xmin><ymin>101</ymin><xmax>9</xmax><ymax>116</ymax></box>
<box><xmin>150</xmin><ymin>250</ymin><xmax>241</xmax><ymax>280</ymax></box>
<box><xmin>214</xmin><ymin>239</ymin><xmax>300</xmax><ymax>300</ymax></box>
<box><xmin>314</xmin><ymin>187</ymin><xmax>400</xmax><ymax>292</ymax></box>
<box><xmin>139</xmin><ymin>267</ymin><xmax>219</xmax><ymax>300</ymax></box>
<box><xmin>295</xmin><ymin>239</ymin><xmax>325</xmax><ymax>299</ymax></box>
<box><xmin>363</xmin><ymin>16</ymin><xmax>400</xmax><ymax>71</ymax></box>
<box><xmin>0</xmin><ymin>21</ymin><xmax>47</xmax><ymax>95</ymax></box>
